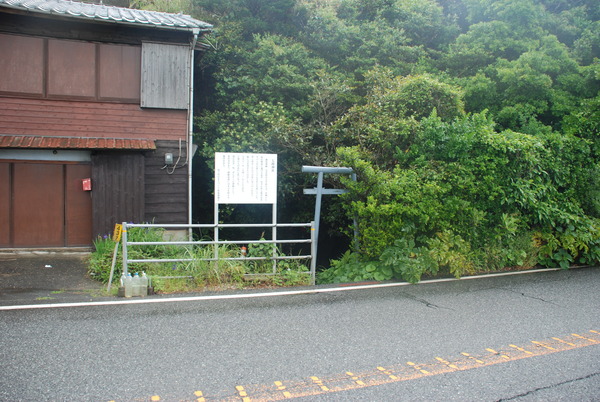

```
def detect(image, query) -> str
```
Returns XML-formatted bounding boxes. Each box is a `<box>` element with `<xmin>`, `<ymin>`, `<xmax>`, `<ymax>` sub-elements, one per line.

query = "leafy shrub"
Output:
<box><xmin>317</xmin><ymin>251</ymin><xmax>377</xmax><ymax>284</ymax></box>
<box><xmin>426</xmin><ymin>231</ymin><xmax>475</xmax><ymax>278</ymax></box>
<box><xmin>319</xmin><ymin>109</ymin><xmax>600</xmax><ymax>284</ymax></box>
<box><xmin>380</xmin><ymin>237</ymin><xmax>438</xmax><ymax>283</ymax></box>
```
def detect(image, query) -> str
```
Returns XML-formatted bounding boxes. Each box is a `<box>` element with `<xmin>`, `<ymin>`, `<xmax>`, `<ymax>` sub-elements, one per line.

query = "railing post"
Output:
<box><xmin>122</xmin><ymin>222</ymin><xmax>128</xmax><ymax>276</ymax></box>
<box><xmin>272</xmin><ymin>204</ymin><xmax>278</xmax><ymax>274</ymax></box>
<box><xmin>214</xmin><ymin>203</ymin><xmax>219</xmax><ymax>272</ymax></box>
<box><xmin>310</xmin><ymin>220</ymin><xmax>316</xmax><ymax>285</ymax></box>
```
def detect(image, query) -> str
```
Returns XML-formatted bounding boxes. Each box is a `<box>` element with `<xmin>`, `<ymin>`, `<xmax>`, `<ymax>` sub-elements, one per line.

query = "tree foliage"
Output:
<box><xmin>126</xmin><ymin>0</ymin><xmax>600</xmax><ymax>282</ymax></box>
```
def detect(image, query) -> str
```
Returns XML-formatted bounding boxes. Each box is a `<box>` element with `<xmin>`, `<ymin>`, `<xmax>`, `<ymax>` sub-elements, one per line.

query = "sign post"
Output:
<box><xmin>107</xmin><ymin>223</ymin><xmax>123</xmax><ymax>291</ymax></box>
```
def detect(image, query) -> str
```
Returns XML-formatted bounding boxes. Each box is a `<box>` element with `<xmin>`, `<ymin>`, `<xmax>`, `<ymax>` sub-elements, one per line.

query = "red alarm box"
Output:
<box><xmin>82</xmin><ymin>178</ymin><xmax>92</xmax><ymax>191</ymax></box>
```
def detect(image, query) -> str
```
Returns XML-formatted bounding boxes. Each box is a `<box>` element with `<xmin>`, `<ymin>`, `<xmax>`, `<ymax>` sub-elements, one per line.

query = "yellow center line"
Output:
<box><xmin>572</xmin><ymin>333</ymin><xmax>598</xmax><ymax>343</ymax></box>
<box><xmin>552</xmin><ymin>337</ymin><xmax>575</xmax><ymax>346</ymax></box>
<box><xmin>377</xmin><ymin>366</ymin><xmax>398</xmax><ymax>380</ymax></box>
<box><xmin>236</xmin><ymin>385</ymin><xmax>248</xmax><ymax>398</ymax></box>
<box><xmin>407</xmin><ymin>361</ymin><xmax>430</xmax><ymax>374</ymax></box>
<box><xmin>436</xmin><ymin>356</ymin><xmax>459</xmax><ymax>369</ymax></box>
<box><xmin>310</xmin><ymin>376</ymin><xmax>329</xmax><ymax>392</ymax></box>
<box><xmin>273</xmin><ymin>381</ymin><xmax>291</xmax><ymax>399</ymax></box>
<box><xmin>486</xmin><ymin>348</ymin><xmax>511</xmax><ymax>360</ymax></box>
<box><xmin>461</xmin><ymin>352</ymin><xmax>484</xmax><ymax>364</ymax></box>
<box><xmin>346</xmin><ymin>371</ymin><xmax>366</xmax><ymax>385</ymax></box>
<box><xmin>509</xmin><ymin>344</ymin><xmax>534</xmax><ymax>355</ymax></box>
<box><xmin>532</xmin><ymin>341</ymin><xmax>556</xmax><ymax>350</ymax></box>
<box><xmin>126</xmin><ymin>329</ymin><xmax>598</xmax><ymax>401</ymax></box>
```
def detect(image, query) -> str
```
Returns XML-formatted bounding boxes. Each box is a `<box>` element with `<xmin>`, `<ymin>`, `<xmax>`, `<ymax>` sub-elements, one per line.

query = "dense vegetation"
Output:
<box><xmin>124</xmin><ymin>0</ymin><xmax>599</xmax><ymax>283</ymax></box>
<box><xmin>89</xmin><ymin>227</ymin><xmax>311</xmax><ymax>292</ymax></box>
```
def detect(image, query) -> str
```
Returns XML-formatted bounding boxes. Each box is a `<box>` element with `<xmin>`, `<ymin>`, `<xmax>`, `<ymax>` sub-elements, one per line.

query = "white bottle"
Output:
<box><xmin>124</xmin><ymin>273</ymin><xmax>133</xmax><ymax>298</ymax></box>
<box><xmin>140</xmin><ymin>272</ymin><xmax>148</xmax><ymax>297</ymax></box>
<box><xmin>132</xmin><ymin>272</ymin><xmax>141</xmax><ymax>297</ymax></box>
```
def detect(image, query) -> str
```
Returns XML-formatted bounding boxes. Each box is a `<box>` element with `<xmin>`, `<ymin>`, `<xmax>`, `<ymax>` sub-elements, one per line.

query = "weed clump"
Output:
<box><xmin>88</xmin><ymin>226</ymin><xmax>311</xmax><ymax>293</ymax></box>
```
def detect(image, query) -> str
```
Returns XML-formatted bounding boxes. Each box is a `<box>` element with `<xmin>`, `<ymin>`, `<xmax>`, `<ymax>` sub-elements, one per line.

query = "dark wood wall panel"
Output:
<box><xmin>48</xmin><ymin>39</ymin><xmax>96</xmax><ymax>98</ymax></box>
<box><xmin>144</xmin><ymin>140</ymin><xmax>188</xmax><ymax>224</ymax></box>
<box><xmin>92</xmin><ymin>152</ymin><xmax>145</xmax><ymax>238</ymax></box>
<box><xmin>99</xmin><ymin>44</ymin><xmax>141</xmax><ymax>101</ymax></box>
<box><xmin>12</xmin><ymin>163</ymin><xmax>64</xmax><ymax>247</ymax></box>
<box><xmin>65</xmin><ymin>164</ymin><xmax>93</xmax><ymax>246</ymax></box>
<box><xmin>0</xmin><ymin>163</ymin><xmax>10</xmax><ymax>246</ymax></box>
<box><xmin>0</xmin><ymin>34</ymin><xmax>144</xmax><ymax>103</ymax></box>
<box><xmin>0</xmin><ymin>161</ymin><xmax>94</xmax><ymax>248</ymax></box>
<box><xmin>0</xmin><ymin>97</ymin><xmax>187</xmax><ymax>140</ymax></box>
<box><xmin>0</xmin><ymin>33</ymin><xmax>44</xmax><ymax>95</ymax></box>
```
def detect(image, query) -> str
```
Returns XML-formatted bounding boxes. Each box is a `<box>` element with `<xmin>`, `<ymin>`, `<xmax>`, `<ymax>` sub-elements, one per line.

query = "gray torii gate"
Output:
<box><xmin>302</xmin><ymin>166</ymin><xmax>358</xmax><ymax>259</ymax></box>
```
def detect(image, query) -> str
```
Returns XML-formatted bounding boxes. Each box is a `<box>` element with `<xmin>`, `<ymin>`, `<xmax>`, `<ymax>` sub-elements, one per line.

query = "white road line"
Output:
<box><xmin>0</xmin><ymin>267</ymin><xmax>564</xmax><ymax>311</ymax></box>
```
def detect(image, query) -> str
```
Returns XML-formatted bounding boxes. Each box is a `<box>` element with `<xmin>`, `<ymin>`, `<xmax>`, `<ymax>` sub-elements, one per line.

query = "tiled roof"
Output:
<box><xmin>0</xmin><ymin>135</ymin><xmax>156</xmax><ymax>150</ymax></box>
<box><xmin>0</xmin><ymin>0</ymin><xmax>212</xmax><ymax>31</ymax></box>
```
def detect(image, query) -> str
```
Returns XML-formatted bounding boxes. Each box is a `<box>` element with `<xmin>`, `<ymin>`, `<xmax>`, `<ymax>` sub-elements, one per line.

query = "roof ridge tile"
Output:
<box><xmin>0</xmin><ymin>0</ymin><xmax>212</xmax><ymax>30</ymax></box>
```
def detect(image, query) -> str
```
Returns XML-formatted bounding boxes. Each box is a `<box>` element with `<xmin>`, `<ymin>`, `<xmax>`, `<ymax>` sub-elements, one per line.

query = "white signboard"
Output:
<box><xmin>215</xmin><ymin>152</ymin><xmax>277</xmax><ymax>204</ymax></box>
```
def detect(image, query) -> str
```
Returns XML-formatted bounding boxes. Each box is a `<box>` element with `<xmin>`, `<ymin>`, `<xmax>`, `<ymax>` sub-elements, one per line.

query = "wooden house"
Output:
<box><xmin>0</xmin><ymin>0</ymin><xmax>212</xmax><ymax>248</ymax></box>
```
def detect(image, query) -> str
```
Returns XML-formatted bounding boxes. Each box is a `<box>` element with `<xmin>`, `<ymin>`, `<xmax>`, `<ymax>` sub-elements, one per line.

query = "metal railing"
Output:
<box><xmin>122</xmin><ymin>221</ymin><xmax>316</xmax><ymax>285</ymax></box>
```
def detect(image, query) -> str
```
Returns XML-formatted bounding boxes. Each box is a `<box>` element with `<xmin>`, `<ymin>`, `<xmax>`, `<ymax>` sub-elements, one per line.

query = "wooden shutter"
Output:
<box><xmin>140</xmin><ymin>42</ymin><xmax>190</xmax><ymax>109</ymax></box>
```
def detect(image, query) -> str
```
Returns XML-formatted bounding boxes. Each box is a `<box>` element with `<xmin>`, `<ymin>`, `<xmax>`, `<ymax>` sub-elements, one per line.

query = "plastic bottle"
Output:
<box><xmin>132</xmin><ymin>272</ymin><xmax>141</xmax><ymax>297</ymax></box>
<box><xmin>124</xmin><ymin>273</ymin><xmax>133</xmax><ymax>298</ymax></box>
<box><xmin>118</xmin><ymin>272</ymin><xmax>127</xmax><ymax>297</ymax></box>
<box><xmin>140</xmin><ymin>272</ymin><xmax>148</xmax><ymax>297</ymax></box>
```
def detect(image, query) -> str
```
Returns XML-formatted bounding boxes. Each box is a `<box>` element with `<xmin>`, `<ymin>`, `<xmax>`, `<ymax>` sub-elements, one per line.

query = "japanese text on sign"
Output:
<box><xmin>215</xmin><ymin>153</ymin><xmax>277</xmax><ymax>204</ymax></box>
<box><xmin>112</xmin><ymin>223</ymin><xmax>122</xmax><ymax>242</ymax></box>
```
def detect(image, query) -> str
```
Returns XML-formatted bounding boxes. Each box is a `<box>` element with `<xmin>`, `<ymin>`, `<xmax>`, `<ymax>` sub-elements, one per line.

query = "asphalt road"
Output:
<box><xmin>0</xmin><ymin>267</ymin><xmax>598</xmax><ymax>401</ymax></box>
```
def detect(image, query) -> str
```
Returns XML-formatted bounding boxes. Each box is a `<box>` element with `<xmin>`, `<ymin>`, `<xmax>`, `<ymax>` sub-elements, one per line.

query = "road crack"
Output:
<box><xmin>499</xmin><ymin>287</ymin><xmax>561</xmax><ymax>306</ymax></box>
<box><xmin>401</xmin><ymin>292</ymin><xmax>455</xmax><ymax>310</ymax></box>
<box><xmin>496</xmin><ymin>371</ymin><xmax>600</xmax><ymax>401</ymax></box>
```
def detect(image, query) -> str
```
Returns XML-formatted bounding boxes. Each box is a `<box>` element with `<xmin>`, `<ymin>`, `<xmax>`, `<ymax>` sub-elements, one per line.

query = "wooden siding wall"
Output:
<box><xmin>144</xmin><ymin>140</ymin><xmax>188</xmax><ymax>224</ymax></box>
<box><xmin>0</xmin><ymin>97</ymin><xmax>188</xmax><ymax>141</ymax></box>
<box><xmin>141</xmin><ymin>43</ymin><xmax>190</xmax><ymax>110</ymax></box>
<box><xmin>0</xmin><ymin>162</ymin><xmax>10</xmax><ymax>246</ymax></box>
<box><xmin>91</xmin><ymin>152</ymin><xmax>145</xmax><ymax>238</ymax></box>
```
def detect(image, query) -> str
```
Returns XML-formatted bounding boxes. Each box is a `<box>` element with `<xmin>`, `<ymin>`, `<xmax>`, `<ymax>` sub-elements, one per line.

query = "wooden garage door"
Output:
<box><xmin>0</xmin><ymin>161</ymin><xmax>92</xmax><ymax>247</ymax></box>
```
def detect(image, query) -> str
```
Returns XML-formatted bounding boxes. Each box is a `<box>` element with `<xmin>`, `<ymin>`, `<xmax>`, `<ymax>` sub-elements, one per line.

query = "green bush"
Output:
<box><xmin>319</xmin><ymin>110</ymin><xmax>600</xmax><ymax>284</ymax></box>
